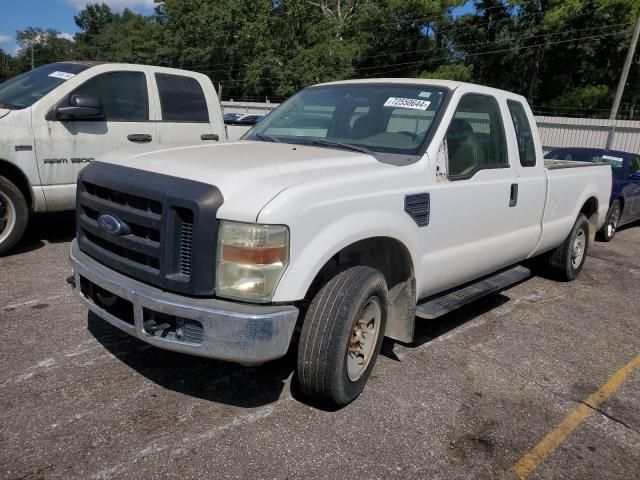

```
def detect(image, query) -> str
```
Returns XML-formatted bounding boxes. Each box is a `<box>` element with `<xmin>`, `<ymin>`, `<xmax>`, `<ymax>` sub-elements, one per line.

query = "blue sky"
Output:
<box><xmin>0</xmin><ymin>0</ymin><xmax>476</xmax><ymax>55</ymax></box>
<box><xmin>0</xmin><ymin>0</ymin><xmax>156</xmax><ymax>54</ymax></box>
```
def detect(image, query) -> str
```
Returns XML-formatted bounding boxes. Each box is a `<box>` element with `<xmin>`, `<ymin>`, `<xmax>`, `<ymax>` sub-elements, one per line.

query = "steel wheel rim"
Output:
<box><xmin>571</xmin><ymin>228</ymin><xmax>586</xmax><ymax>269</ymax></box>
<box><xmin>347</xmin><ymin>296</ymin><xmax>382</xmax><ymax>382</ymax></box>
<box><xmin>0</xmin><ymin>190</ymin><xmax>16</xmax><ymax>245</ymax></box>
<box><xmin>607</xmin><ymin>204</ymin><xmax>620</xmax><ymax>237</ymax></box>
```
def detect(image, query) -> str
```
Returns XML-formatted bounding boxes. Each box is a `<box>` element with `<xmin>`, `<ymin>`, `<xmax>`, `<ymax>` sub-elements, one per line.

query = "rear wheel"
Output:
<box><xmin>597</xmin><ymin>200</ymin><xmax>621</xmax><ymax>242</ymax></box>
<box><xmin>545</xmin><ymin>213</ymin><xmax>589</xmax><ymax>281</ymax></box>
<box><xmin>297</xmin><ymin>266</ymin><xmax>388</xmax><ymax>407</ymax></box>
<box><xmin>0</xmin><ymin>176</ymin><xmax>28</xmax><ymax>256</ymax></box>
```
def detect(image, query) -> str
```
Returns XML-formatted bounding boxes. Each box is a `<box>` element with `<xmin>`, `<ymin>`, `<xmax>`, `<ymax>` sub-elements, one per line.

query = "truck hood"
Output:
<box><xmin>98</xmin><ymin>141</ymin><xmax>392</xmax><ymax>222</ymax></box>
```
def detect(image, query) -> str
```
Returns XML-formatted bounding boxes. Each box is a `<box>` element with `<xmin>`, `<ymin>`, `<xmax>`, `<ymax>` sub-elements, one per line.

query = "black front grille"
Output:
<box><xmin>77</xmin><ymin>162</ymin><xmax>223</xmax><ymax>296</ymax></box>
<box><xmin>178</xmin><ymin>210</ymin><xmax>194</xmax><ymax>276</ymax></box>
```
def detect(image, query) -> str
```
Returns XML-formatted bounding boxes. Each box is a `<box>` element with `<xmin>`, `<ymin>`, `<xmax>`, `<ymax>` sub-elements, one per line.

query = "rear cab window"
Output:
<box><xmin>155</xmin><ymin>73</ymin><xmax>209</xmax><ymax>123</ymax></box>
<box><xmin>507</xmin><ymin>100</ymin><xmax>536</xmax><ymax>167</ymax></box>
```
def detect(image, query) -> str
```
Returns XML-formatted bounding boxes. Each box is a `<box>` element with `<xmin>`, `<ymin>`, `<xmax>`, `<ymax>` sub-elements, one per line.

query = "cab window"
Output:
<box><xmin>507</xmin><ymin>100</ymin><xmax>536</xmax><ymax>167</ymax></box>
<box><xmin>72</xmin><ymin>71</ymin><xmax>149</xmax><ymax>121</ymax></box>
<box><xmin>446</xmin><ymin>94</ymin><xmax>508</xmax><ymax>178</ymax></box>
<box><xmin>155</xmin><ymin>73</ymin><xmax>209</xmax><ymax>123</ymax></box>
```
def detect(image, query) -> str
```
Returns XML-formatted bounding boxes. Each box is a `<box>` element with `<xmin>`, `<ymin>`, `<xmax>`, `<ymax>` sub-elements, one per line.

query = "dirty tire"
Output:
<box><xmin>545</xmin><ymin>213</ymin><xmax>589</xmax><ymax>281</ymax></box>
<box><xmin>0</xmin><ymin>176</ymin><xmax>28</xmax><ymax>256</ymax></box>
<box><xmin>297</xmin><ymin>266</ymin><xmax>388</xmax><ymax>407</ymax></box>
<box><xmin>596</xmin><ymin>199</ymin><xmax>620</xmax><ymax>242</ymax></box>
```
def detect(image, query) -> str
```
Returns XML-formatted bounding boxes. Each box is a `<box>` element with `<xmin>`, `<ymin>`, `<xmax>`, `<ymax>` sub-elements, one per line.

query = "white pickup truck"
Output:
<box><xmin>0</xmin><ymin>62</ymin><xmax>226</xmax><ymax>254</ymax></box>
<box><xmin>68</xmin><ymin>79</ymin><xmax>611</xmax><ymax>407</ymax></box>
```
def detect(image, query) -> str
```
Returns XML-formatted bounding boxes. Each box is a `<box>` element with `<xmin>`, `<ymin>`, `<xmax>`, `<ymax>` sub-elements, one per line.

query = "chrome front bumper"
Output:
<box><xmin>69</xmin><ymin>240</ymin><xmax>298</xmax><ymax>365</ymax></box>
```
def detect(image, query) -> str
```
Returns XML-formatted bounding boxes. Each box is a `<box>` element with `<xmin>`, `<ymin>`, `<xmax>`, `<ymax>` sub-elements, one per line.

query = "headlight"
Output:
<box><xmin>216</xmin><ymin>221</ymin><xmax>289</xmax><ymax>303</ymax></box>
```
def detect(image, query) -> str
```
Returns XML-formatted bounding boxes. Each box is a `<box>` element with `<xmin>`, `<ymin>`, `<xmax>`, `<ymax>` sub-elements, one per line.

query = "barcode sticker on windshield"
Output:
<box><xmin>384</xmin><ymin>97</ymin><xmax>430</xmax><ymax>110</ymax></box>
<box><xmin>48</xmin><ymin>71</ymin><xmax>76</xmax><ymax>80</ymax></box>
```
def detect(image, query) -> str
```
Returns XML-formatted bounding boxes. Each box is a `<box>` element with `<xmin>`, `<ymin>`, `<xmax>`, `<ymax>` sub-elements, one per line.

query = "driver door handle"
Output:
<box><xmin>201</xmin><ymin>134</ymin><xmax>219</xmax><ymax>141</ymax></box>
<box><xmin>509</xmin><ymin>183</ymin><xmax>519</xmax><ymax>207</ymax></box>
<box><xmin>127</xmin><ymin>134</ymin><xmax>152</xmax><ymax>143</ymax></box>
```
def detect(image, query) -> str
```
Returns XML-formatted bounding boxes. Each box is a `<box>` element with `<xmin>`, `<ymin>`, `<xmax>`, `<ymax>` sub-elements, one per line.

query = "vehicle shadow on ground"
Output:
<box><xmin>616</xmin><ymin>219</ymin><xmax>640</xmax><ymax>234</ymax></box>
<box><xmin>87</xmin><ymin>312</ymin><xmax>295</xmax><ymax>408</ymax></box>
<box><xmin>381</xmin><ymin>293</ymin><xmax>510</xmax><ymax>358</ymax></box>
<box><xmin>11</xmin><ymin>211</ymin><xmax>76</xmax><ymax>255</ymax></box>
<box><xmin>88</xmin><ymin>293</ymin><xmax>511</xmax><ymax>410</ymax></box>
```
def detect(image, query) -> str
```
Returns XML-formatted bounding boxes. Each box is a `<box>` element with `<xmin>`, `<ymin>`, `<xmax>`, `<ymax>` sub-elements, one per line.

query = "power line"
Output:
<box><xmin>204</xmin><ymin>27</ymin><xmax>630</xmax><ymax>86</ymax></box>
<box><xmin>363</xmin><ymin>30</ymin><xmax>631</xmax><ymax>78</ymax></box>
<box><xmin>183</xmin><ymin>8</ymin><xmax>607</xmax><ymax>76</ymax></box>
<box><xmin>165</xmin><ymin>2</ymin><xmax>550</xmax><ymax>70</ymax></box>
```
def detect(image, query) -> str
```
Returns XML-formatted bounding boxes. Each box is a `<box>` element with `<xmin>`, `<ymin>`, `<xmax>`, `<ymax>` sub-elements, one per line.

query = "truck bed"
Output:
<box><xmin>544</xmin><ymin>159</ymin><xmax>606</xmax><ymax>170</ymax></box>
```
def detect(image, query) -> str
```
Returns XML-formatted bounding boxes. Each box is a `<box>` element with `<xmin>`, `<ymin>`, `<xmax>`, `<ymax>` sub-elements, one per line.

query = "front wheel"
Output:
<box><xmin>596</xmin><ymin>200</ymin><xmax>621</xmax><ymax>242</ymax></box>
<box><xmin>545</xmin><ymin>213</ymin><xmax>589</xmax><ymax>281</ymax></box>
<box><xmin>297</xmin><ymin>266</ymin><xmax>388</xmax><ymax>407</ymax></box>
<box><xmin>0</xmin><ymin>176</ymin><xmax>29</xmax><ymax>256</ymax></box>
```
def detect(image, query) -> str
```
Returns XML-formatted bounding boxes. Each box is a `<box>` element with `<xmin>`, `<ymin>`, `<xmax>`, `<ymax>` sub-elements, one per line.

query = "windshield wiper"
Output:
<box><xmin>0</xmin><ymin>100</ymin><xmax>15</xmax><ymax>109</ymax></box>
<box><xmin>308</xmin><ymin>138</ymin><xmax>374</xmax><ymax>156</ymax></box>
<box><xmin>255</xmin><ymin>132</ymin><xmax>281</xmax><ymax>143</ymax></box>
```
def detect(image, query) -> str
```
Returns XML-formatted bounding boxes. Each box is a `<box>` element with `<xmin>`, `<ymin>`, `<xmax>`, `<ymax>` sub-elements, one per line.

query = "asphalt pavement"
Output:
<box><xmin>1</xmin><ymin>212</ymin><xmax>639</xmax><ymax>479</ymax></box>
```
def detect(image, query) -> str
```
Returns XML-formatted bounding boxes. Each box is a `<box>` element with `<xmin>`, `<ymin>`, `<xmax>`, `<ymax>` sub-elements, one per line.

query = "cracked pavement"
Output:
<box><xmin>1</xmin><ymin>212</ymin><xmax>639</xmax><ymax>479</ymax></box>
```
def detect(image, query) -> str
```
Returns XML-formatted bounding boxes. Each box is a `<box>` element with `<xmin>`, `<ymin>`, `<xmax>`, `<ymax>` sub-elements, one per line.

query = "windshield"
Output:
<box><xmin>245</xmin><ymin>83</ymin><xmax>448</xmax><ymax>156</ymax></box>
<box><xmin>0</xmin><ymin>63</ymin><xmax>90</xmax><ymax>109</ymax></box>
<box><xmin>546</xmin><ymin>149</ymin><xmax>626</xmax><ymax>179</ymax></box>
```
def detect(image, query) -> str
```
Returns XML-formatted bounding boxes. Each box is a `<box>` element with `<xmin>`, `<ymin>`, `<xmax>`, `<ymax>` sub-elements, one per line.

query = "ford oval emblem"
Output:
<box><xmin>98</xmin><ymin>212</ymin><xmax>124</xmax><ymax>236</ymax></box>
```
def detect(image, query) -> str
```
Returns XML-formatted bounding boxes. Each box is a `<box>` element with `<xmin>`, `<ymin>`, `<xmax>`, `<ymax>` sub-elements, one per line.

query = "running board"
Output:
<box><xmin>415</xmin><ymin>265</ymin><xmax>531</xmax><ymax>320</ymax></box>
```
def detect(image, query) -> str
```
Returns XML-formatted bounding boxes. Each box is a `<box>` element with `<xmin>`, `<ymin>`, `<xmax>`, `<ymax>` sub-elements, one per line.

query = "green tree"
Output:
<box><xmin>0</xmin><ymin>48</ymin><xmax>19</xmax><ymax>81</ymax></box>
<box><xmin>15</xmin><ymin>27</ymin><xmax>75</xmax><ymax>70</ymax></box>
<box><xmin>420</xmin><ymin>63</ymin><xmax>473</xmax><ymax>81</ymax></box>
<box><xmin>73</xmin><ymin>6</ymin><xmax>164</xmax><ymax>64</ymax></box>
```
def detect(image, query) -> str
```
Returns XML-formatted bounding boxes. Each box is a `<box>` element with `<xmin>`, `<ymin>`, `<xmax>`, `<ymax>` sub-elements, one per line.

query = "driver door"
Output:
<box><xmin>32</xmin><ymin>68</ymin><xmax>157</xmax><ymax>210</ymax></box>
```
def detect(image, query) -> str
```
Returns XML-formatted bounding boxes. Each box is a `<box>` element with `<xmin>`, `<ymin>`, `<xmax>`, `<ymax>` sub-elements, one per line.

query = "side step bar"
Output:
<box><xmin>415</xmin><ymin>265</ymin><xmax>531</xmax><ymax>320</ymax></box>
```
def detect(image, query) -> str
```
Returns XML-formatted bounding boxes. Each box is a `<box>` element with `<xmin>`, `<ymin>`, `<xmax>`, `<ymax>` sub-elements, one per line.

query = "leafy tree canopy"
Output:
<box><xmin>2</xmin><ymin>0</ymin><xmax>638</xmax><ymax>118</ymax></box>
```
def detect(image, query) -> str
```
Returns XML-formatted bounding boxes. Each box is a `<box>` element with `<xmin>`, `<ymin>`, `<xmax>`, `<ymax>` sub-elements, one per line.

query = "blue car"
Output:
<box><xmin>545</xmin><ymin>148</ymin><xmax>640</xmax><ymax>241</ymax></box>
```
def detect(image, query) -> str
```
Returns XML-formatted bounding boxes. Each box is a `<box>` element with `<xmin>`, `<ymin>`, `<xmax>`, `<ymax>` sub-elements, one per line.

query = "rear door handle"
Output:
<box><xmin>127</xmin><ymin>134</ymin><xmax>152</xmax><ymax>143</ymax></box>
<box><xmin>509</xmin><ymin>183</ymin><xmax>519</xmax><ymax>207</ymax></box>
<box><xmin>201</xmin><ymin>134</ymin><xmax>219</xmax><ymax>141</ymax></box>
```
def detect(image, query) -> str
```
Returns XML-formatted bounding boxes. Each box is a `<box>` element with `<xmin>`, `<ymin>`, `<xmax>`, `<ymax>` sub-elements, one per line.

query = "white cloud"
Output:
<box><xmin>67</xmin><ymin>0</ymin><xmax>156</xmax><ymax>10</ymax></box>
<box><xmin>57</xmin><ymin>32</ymin><xmax>75</xmax><ymax>42</ymax></box>
<box><xmin>0</xmin><ymin>34</ymin><xmax>13</xmax><ymax>44</ymax></box>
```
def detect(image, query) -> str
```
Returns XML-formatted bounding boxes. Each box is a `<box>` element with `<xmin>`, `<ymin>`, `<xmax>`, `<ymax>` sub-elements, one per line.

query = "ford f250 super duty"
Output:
<box><xmin>0</xmin><ymin>62</ymin><xmax>226</xmax><ymax>254</ymax></box>
<box><xmin>68</xmin><ymin>79</ymin><xmax>612</xmax><ymax>407</ymax></box>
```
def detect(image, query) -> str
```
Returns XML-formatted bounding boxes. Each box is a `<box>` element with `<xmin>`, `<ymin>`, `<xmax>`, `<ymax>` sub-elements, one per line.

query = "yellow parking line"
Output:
<box><xmin>512</xmin><ymin>354</ymin><xmax>640</xmax><ymax>479</ymax></box>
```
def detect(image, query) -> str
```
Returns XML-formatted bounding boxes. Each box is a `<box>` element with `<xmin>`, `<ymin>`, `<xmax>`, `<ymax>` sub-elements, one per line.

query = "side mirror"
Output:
<box><xmin>630</xmin><ymin>171</ymin><xmax>640</xmax><ymax>181</ymax></box>
<box><xmin>56</xmin><ymin>95</ymin><xmax>104</xmax><ymax>120</ymax></box>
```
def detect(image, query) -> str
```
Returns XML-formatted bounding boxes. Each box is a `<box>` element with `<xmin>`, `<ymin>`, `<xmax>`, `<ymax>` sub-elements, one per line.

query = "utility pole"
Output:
<box><xmin>610</xmin><ymin>12</ymin><xmax>640</xmax><ymax>120</ymax></box>
<box><xmin>606</xmin><ymin>11</ymin><xmax>640</xmax><ymax>148</ymax></box>
<box><xmin>30</xmin><ymin>43</ymin><xmax>34</xmax><ymax>70</ymax></box>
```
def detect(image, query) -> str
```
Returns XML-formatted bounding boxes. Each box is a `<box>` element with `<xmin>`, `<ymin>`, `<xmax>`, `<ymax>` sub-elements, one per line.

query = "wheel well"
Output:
<box><xmin>580</xmin><ymin>196</ymin><xmax>598</xmax><ymax>219</ymax></box>
<box><xmin>580</xmin><ymin>196</ymin><xmax>598</xmax><ymax>246</ymax></box>
<box><xmin>303</xmin><ymin>237</ymin><xmax>416</xmax><ymax>343</ymax></box>
<box><xmin>0</xmin><ymin>160</ymin><xmax>32</xmax><ymax>208</ymax></box>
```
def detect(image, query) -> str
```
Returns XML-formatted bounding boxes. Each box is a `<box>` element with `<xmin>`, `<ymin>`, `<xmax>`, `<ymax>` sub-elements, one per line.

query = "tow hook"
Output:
<box><xmin>66</xmin><ymin>275</ymin><xmax>76</xmax><ymax>288</ymax></box>
<box><xmin>144</xmin><ymin>320</ymin><xmax>171</xmax><ymax>335</ymax></box>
